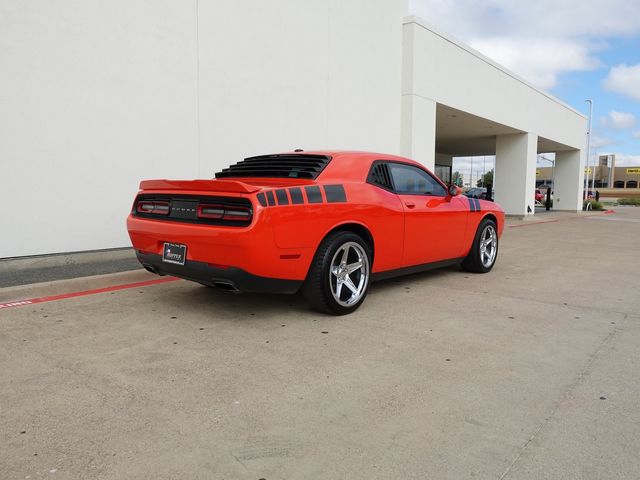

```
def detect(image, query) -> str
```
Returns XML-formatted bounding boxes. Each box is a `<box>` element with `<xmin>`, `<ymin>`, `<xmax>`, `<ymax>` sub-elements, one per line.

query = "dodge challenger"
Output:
<box><xmin>127</xmin><ymin>151</ymin><xmax>504</xmax><ymax>315</ymax></box>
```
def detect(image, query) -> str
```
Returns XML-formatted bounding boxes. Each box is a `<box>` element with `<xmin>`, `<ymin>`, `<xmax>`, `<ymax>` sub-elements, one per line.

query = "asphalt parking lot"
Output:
<box><xmin>2</xmin><ymin>208</ymin><xmax>640</xmax><ymax>480</ymax></box>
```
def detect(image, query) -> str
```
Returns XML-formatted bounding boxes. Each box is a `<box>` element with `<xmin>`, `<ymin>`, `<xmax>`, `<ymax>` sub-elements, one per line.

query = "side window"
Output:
<box><xmin>388</xmin><ymin>163</ymin><xmax>447</xmax><ymax>196</ymax></box>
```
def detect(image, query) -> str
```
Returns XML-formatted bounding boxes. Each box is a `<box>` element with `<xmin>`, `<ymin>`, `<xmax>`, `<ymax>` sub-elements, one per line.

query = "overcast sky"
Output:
<box><xmin>409</xmin><ymin>0</ymin><xmax>640</xmax><ymax>179</ymax></box>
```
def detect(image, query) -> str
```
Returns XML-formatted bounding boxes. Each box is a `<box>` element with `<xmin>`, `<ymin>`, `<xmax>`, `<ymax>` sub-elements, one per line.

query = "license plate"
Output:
<box><xmin>162</xmin><ymin>242</ymin><xmax>187</xmax><ymax>265</ymax></box>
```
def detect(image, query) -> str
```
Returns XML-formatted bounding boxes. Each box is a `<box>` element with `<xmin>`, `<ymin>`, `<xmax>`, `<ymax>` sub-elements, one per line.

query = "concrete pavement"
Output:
<box><xmin>1</xmin><ymin>208</ymin><xmax>639</xmax><ymax>479</ymax></box>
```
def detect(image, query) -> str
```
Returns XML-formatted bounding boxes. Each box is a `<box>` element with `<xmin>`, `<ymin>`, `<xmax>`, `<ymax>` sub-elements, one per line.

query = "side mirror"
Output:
<box><xmin>448</xmin><ymin>184</ymin><xmax>461</xmax><ymax>196</ymax></box>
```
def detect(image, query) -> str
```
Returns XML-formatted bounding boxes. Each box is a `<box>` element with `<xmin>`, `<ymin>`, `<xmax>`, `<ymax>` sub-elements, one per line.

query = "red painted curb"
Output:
<box><xmin>0</xmin><ymin>277</ymin><xmax>180</xmax><ymax>310</ymax></box>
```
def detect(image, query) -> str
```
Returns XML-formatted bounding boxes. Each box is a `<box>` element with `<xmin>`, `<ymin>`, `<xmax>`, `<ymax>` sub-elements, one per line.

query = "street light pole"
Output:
<box><xmin>585</xmin><ymin>99</ymin><xmax>593</xmax><ymax>198</ymax></box>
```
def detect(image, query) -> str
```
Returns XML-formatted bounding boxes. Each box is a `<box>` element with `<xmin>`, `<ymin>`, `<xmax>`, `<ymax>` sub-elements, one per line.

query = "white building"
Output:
<box><xmin>0</xmin><ymin>0</ymin><xmax>586</xmax><ymax>259</ymax></box>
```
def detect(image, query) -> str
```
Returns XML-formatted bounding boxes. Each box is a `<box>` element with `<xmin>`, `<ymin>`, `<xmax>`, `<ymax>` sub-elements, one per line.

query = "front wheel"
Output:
<box><xmin>302</xmin><ymin>232</ymin><xmax>372</xmax><ymax>315</ymax></box>
<box><xmin>462</xmin><ymin>218</ymin><xmax>499</xmax><ymax>273</ymax></box>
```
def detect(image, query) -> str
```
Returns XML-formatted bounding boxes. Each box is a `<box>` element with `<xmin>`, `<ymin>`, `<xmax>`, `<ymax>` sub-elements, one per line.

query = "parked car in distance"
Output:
<box><xmin>127</xmin><ymin>151</ymin><xmax>505</xmax><ymax>315</ymax></box>
<box><xmin>535</xmin><ymin>189</ymin><xmax>545</xmax><ymax>203</ymax></box>
<box><xmin>464</xmin><ymin>187</ymin><xmax>487</xmax><ymax>199</ymax></box>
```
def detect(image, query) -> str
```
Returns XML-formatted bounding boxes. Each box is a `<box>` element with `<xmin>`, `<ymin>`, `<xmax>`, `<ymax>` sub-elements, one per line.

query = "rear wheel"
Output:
<box><xmin>302</xmin><ymin>232</ymin><xmax>371</xmax><ymax>315</ymax></box>
<box><xmin>462</xmin><ymin>218</ymin><xmax>498</xmax><ymax>273</ymax></box>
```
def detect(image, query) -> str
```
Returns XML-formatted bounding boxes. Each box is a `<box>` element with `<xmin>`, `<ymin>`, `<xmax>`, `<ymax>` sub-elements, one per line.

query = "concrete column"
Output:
<box><xmin>554</xmin><ymin>150</ymin><xmax>584</xmax><ymax>212</ymax></box>
<box><xmin>401</xmin><ymin>94</ymin><xmax>436</xmax><ymax>170</ymax></box>
<box><xmin>494</xmin><ymin>132</ymin><xmax>537</xmax><ymax>216</ymax></box>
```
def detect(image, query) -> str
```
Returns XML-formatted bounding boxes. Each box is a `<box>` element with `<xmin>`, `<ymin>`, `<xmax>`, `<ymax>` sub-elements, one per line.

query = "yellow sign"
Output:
<box><xmin>536</xmin><ymin>169</ymin><xmax>540</xmax><ymax>176</ymax></box>
<box><xmin>626</xmin><ymin>168</ymin><xmax>640</xmax><ymax>175</ymax></box>
<box><xmin>584</xmin><ymin>168</ymin><xmax>592</xmax><ymax>174</ymax></box>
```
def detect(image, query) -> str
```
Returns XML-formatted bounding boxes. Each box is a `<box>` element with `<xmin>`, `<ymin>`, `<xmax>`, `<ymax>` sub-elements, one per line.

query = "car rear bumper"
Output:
<box><xmin>127</xmin><ymin>214</ymin><xmax>314</xmax><ymax>281</ymax></box>
<box><xmin>136</xmin><ymin>252</ymin><xmax>302</xmax><ymax>294</ymax></box>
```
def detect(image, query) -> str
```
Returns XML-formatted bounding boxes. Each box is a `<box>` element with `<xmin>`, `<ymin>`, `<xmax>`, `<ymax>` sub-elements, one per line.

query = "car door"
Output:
<box><xmin>387</xmin><ymin>162</ymin><xmax>469</xmax><ymax>267</ymax></box>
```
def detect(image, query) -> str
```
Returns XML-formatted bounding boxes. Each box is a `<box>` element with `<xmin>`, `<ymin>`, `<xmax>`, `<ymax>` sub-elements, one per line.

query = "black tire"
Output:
<box><xmin>302</xmin><ymin>231</ymin><xmax>372</xmax><ymax>315</ymax></box>
<box><xmin>462</xmin><ymin>218</ymin><xmax>499</xmax><ymax>273</ymax></box>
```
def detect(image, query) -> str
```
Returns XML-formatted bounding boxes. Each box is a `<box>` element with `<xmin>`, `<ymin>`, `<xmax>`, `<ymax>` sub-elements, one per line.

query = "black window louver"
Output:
<box><xmin>215</xmin><ymin>154</ymin><xmax>332</xmax><ymax>180</ymax></box>
<box><xmin>368</xmin><ymin>162</ymin><xmax>394</xmax><ymax>190</ymax></box>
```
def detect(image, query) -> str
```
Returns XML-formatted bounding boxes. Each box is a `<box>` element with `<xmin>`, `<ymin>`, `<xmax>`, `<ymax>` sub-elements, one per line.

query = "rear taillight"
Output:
<box><xmin>137</xmin><ymin>200</ymin><xmax>170</xmax><ymax>215</ymax></box>
<box><xmin>134</xmin><ymin>195</ymin><xmax>251</xmax><ymax>226</ymax></box>
<box><xmin>197</xmin><ymin>204</ymin><xmax>224</xmax><ymax>219</ymax></box>
<box><xmin>197</xmin><ymin>204</ymin><xmax>251</xmax><ymax>222</ymax></box>
<box><xmin>222</xmin><ymin>206</ymin><xmax>251</xmax><ymax>221</ymax></box>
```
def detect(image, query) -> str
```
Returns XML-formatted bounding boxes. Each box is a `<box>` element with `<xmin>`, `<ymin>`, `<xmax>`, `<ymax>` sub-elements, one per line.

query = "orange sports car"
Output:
<box><xmin>127</xmin><ymin>151</ymin><xmax>504</xmax><ymax>315</ymax></box>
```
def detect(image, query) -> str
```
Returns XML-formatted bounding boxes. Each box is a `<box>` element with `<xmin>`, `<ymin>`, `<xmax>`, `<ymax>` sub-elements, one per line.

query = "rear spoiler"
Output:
<box><xmin>139</xmin><ymin>179</ymin><xmax>260</xmax><ymax>194</ymax></box>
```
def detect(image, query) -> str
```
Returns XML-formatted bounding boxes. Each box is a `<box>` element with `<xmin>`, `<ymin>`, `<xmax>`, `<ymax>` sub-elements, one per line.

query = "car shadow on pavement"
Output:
<box><xmin>368</xmin><ymin>266</ymin><xmax>463</xmax><ymax>295</ymax></box>
<box><xmin>142</xmin><ymin>266</ymin><xmax>464</xmax><ymax>320</ymax></box>
<box><xmin>151</xmin><ymin>282</ymin><xmax>311</xmax><ymax>320</ymax></box>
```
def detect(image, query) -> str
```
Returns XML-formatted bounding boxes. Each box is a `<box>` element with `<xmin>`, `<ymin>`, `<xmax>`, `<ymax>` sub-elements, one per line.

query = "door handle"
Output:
<box><xmin>405</xmin><ymin>201</ymin><xmax>416</xmax><ymax>209</ymax></box>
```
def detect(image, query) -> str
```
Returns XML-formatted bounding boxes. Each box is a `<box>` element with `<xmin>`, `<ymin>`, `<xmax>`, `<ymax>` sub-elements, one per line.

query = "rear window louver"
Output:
<box><xmin>215</xmin><ymin>154</ymin><xmax>332</xmax><ymax>180</ymax></box>
<box><xmin>368</xmin><ymin>162</ymin><xmax>394</xmax><ymax>190</ymax></box>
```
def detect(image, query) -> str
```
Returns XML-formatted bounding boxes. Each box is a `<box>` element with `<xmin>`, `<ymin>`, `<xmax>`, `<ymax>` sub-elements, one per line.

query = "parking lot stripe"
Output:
<box><xmin>509</xmin><ymin>219</ymin><xmax>560</xmax><ymax>228</ymax></box>
<box><xmin>0</xmin><ymin>277</ymin><xmax>180</xmax><ymax>310</ymax></box>
<box><xmin>508</xmin><ymin>210</ymin><xmax>616</xmax><ymax>229</ymax></box>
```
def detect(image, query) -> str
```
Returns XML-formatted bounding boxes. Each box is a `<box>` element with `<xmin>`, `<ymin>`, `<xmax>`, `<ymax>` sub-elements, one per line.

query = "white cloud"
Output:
<box><xmin>633</xmin><ymin>131</ymin><xmax>640</xmax><ymax>139</ymax></box>
<box><xmin>591</xmin><ymin>135</ymin><xmax>615</xmax><ymax>148</ymax></box>
<box><xmin>409</xmin><ymin>0</ymin><xmax>640</xmax><ymax>90</ymax></box>
<box><xmin>409</xmin><ymin>0</ymin><xmax>640</xmax><ymax>41</ymax></box>
<box><xmin>470</xmin><ymin>38</ymin><xmax>599</xmax><ymax>89</ymax></box>
<box><xmin>603</xmin><ymin>64</ymin><xmax>640</xmax><ymax>102</ymax></box>
<box><xmin>606</xmin><ymin>154</ymin><xmax>640</xmax><ymax>166</ymax></box>
<box><xmin>601</xmin><ymin>110</ymin><xmax>636</xmax><ymax>129</ymax></box>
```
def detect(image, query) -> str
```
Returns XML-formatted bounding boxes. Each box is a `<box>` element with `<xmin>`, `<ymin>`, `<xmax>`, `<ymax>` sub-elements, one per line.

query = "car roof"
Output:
<box><xmin>282</xmin><ymin>150</ymin><xmax>430</xmax><ymax>182</ymax></box>
<box><xmin>275</xmin><ymin>150</ymin><xmax>418</xmax><ymax>162</ymax></box>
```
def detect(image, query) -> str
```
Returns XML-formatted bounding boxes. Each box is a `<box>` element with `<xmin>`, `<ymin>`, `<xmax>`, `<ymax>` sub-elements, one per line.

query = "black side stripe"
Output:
<box><xmin>275</xmin><ymin>189</ymin><xmax>289</xmax><ymax>205</ymax></box>
<box><xmin>323</xmin><ymin>184</ymin><xmax>347</xmax><ymax>202</ymax></box>
<box><xmin>260</xmin><ymin>184</ymin><xmax>347</xmax><ymax>207</ymax></box>
<box><xmin>305</xmin><ymin>186</ymin><xmax>322</xmax><ymax>203</ymax></box>
<box><xmin>468</xmin><ymin>197</ymin><xmax>482</xmax><ymax>212</ymax></box>
<box><xmin>289</xmin><ymin>187</ymin><xmax>304</xmax><ymax>204</ymax></box>
<box><xmin>265</xmin><ymin>190</ymin><xmax>276</xmax><ymax>206</ymax></box>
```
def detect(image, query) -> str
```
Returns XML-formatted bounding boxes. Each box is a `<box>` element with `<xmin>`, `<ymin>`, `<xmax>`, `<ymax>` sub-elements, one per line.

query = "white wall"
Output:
<box><xmin>400</xmin><ymin>94</ymin><xmax>436</xmax><ymax>168</ymax></box>
<box><xmin>198</xmin><ymin>0</ymin><xmax>405</xmax><ymax>173</ymax></box>
<box><xmin>0</xmin><ymin>0</ymin><xmax>406</xmax><ymax>258</ymax></box>
<box><xmin>1</xmin><ymin>0</ymin><xmax>199</xmax><ymax>258</ymax></box>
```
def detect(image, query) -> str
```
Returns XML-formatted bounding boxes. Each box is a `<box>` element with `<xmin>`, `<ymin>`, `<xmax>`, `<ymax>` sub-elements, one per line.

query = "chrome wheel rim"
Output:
<box><xmin>480</xmin><ymin>224</ymin><xmax>498</xmax><ymax>268</ymax></box>
<box><xmin>329</xmin><ymin>242</ymin><xmax>369</xmax><ymax>307</ymax></box>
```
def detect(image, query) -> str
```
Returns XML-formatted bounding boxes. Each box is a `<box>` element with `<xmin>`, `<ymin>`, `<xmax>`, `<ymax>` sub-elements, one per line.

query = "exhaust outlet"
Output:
<box><xmin>212</xmin><ymin>281</ymin><xmax>240</xmax><ymax>293</ymax></box>
<box><xmin>142</xmin><ymin>263</ymin><xmax>164</xmax><ymax>275</ymax></box>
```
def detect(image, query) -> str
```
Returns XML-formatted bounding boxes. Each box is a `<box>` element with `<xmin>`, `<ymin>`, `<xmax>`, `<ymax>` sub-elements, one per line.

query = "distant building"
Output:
<box><xmin>536</xmin><ymin>155</ymin><xmax>640</xmax><ymax>189</ymax></box>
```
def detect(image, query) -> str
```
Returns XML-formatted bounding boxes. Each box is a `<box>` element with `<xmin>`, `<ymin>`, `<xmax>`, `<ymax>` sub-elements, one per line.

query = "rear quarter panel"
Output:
<box><xmin>269</xmin><ymin>182</ymin><xmax>404</xmax><ymax>273</ymax></box>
